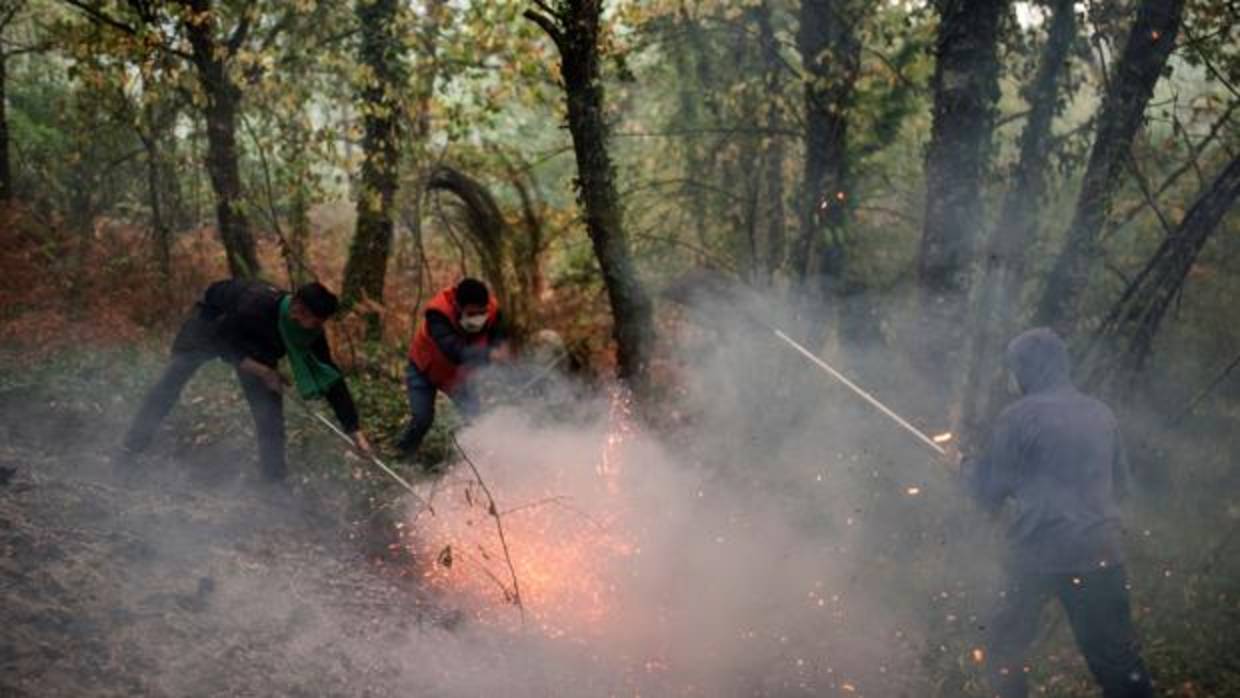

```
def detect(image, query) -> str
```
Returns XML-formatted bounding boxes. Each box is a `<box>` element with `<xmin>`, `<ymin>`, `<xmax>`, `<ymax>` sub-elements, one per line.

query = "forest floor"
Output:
<box><xmin>0</xmin><ymin>363</ymin><xmax>457</xmax><ymax>697</ymax></box>
<box><xmin>2</xmin><ymin>346</ymin><xmax>1237</xmax><ymax>698</ymax></box>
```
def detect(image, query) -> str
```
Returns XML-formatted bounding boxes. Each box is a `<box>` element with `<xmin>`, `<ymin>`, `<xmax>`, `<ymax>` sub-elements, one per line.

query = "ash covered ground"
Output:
<box><xmin>0</xmin><ymin>378</ymin><xmax>458</xmax><ymax>697</ymax></box>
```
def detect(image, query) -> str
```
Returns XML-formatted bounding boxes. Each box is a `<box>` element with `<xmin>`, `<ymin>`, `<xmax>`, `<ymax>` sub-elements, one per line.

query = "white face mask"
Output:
<box><xmin>460</xmin><ymin>313</ymin><xmax>488</xmax><ymax>333</ymax></box>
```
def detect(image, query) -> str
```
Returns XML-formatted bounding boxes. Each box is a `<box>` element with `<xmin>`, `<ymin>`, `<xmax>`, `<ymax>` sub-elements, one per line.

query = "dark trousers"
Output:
<box><xmin>985</xmin><ymin>566</ymin><xmax>1152</xmax><ymax>698</ymax></box>
<box><xmin>396</xmin><ymin>362</ymin><xmax>478</xmax><ymax>456</ymax></box>
<box><xmin>123</xmin><ymin>352</ymin><xmax>287</xmax><ymax>481</ymax></box>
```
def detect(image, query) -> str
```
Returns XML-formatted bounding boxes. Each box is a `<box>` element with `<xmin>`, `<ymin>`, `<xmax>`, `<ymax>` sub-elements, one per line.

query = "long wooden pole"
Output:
<box><xmin>772</xmin><ymin>329</ymin><xmax>947</xmax><ymax>456</ymax></box>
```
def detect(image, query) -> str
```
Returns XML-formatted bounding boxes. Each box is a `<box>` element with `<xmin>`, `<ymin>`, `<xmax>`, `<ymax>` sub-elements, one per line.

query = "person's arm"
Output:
<box><xmin>311</xmin><ymin>333</ymin><xmax>365</xmax><ymax>445</ymax></box>
<box><xmin>426</xmin><ymin>310</ymin><xmax>492</xmax><ymax>365</ymax></box>
<box><xmin>961</xmin><ymin>416</ymin><xmax>1018</xmax><ymax>515</ymax></box>
<box><xmin>323</xmin><ymin>380</ymin><xmax>361</xmax><ymax>434</ymax></box>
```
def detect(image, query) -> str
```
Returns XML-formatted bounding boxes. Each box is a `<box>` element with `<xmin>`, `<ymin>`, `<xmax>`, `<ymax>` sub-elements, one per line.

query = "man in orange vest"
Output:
<box><xmin>396</xmin><ymin>278</ymin><xmax>506</xmax><ymax>458</ymax></box>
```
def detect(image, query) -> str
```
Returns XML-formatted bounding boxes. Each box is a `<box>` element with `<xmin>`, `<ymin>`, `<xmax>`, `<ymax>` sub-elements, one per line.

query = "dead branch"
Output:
<box><xmin>450</xmin><ymin>433</ymin><xmax>524</xmax><ymax>622</ymax></box>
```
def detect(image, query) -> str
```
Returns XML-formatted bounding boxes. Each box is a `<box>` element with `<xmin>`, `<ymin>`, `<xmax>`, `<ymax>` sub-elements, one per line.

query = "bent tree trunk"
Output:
<box><xmin>183</xmin><ymin>5</ymin><xmax>259</xmax><ymax>279</ymax></box>
<box><xmin>342</xmin><ymin>0</ymin><xmax>405</xmax><ymax>333</ymax></box>
<box><xmin>425</xmin><ymin>165</ymin><xmax>510</xmax><ymax>319</ymax></box>
<box><xmin>1034</xmin><ymin>0</ymin><xmax>1185</xmax><ymax>330</ymax></box>
<box><xmin>526</xmin><ymin>0</ymin><xmax>655</xmax><ymax>392</ymax></box>
<box><xmin>916</xmin><ymin>0</ymin><xmax>1007</xmax><ymax>397</ymax></box>
<box><xmin>1092</xmin><ymin>155</ymin><xmax>1240</xmax><ymax>386</ymax></box>
<box><xmin>962</xmin><ymin>0</ymin><xmax>1076</xmax><ymax>434</ymax></box>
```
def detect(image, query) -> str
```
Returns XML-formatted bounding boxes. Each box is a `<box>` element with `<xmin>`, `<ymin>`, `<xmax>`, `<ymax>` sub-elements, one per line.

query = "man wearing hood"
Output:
<box><xmin>962</xmin><ymin>327</ymin><xmax>1152</xmax><ymax>698</ymax></box>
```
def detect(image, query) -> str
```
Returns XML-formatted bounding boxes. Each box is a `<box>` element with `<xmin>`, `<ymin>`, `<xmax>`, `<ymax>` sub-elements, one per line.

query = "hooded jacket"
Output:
<box><xmin>963</xmin><ymin>328</ymin><xmax>1131</xmax><ymax>573</ymax></box>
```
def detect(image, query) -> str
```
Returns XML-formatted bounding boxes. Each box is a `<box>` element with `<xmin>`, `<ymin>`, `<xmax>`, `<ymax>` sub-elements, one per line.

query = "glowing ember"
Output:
<box><xmin>408</xmin><ymin>389</ymin><xmax>640</xmax><ymax>637</ymax></box>
<box><xmin>972</xmin><ymin>648</ymin><xmax>985</xmax><ymax>664</ymax></box>
<box><xmin>932</xmin><ymin>432</ymin><xmax>953</xmax><ymax>444</ymax></box>
<box><xmin>905</xmin><ymin>486</ymin><xmax>921</xmax><ymax>496</ymax></box>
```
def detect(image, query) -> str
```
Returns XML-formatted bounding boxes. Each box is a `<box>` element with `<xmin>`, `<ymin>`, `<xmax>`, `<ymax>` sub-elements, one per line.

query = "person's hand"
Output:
<box><xmin>939</xmin><ymin>443</ymin><xmax>964</xmax><ymax>475</ymax></box>
<box><xmin>350</xmin><ymin>430</ymin><xmax>372</xmax><ymax>456</ymax></box>
<box><xmin>261</xmin><ymin>367</ymin><xmax>288</xmax><ymax>394</ymax></box>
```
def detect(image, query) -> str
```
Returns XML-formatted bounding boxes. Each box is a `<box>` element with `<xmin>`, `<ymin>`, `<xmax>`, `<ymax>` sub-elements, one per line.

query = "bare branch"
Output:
<box><xmin>60</xmin><ymin>0</ymin><xmax>141</xmax><ymax>36</ymax></box>
<box><xmin>224</xmin><ymin>8</ymin><xmax>252</xmax><ymax>56</ymax></box>
<box><xmin>0</xmin><ymin>2</ymin><xmax>22</xmax><ymax>30</ymax></box>
<box><xmin>451</xmin><ymin>434</ymin><xmax>525</xmax><ymax>622</ymax></box>
<box><xmin>1125</xmin><ymin>150</ymin><xmax>1176</xmax><ymax>238</ymax></box>
<box><xmin>522</xmin><ymin>8</ymin><xmax>561</xmax><ymax>46</ymax></box>
<box><xmin>60</xmin><ymin>0</ymin><xmax>193</xmax><ymax>60</ymax></box>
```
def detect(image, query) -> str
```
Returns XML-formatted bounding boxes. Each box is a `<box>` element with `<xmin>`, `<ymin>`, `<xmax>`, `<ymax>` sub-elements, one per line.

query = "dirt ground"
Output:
<box><xmin>0</xmin><ymin>383</ymin><xmax>451</xmax><ymax>697</ymax></box>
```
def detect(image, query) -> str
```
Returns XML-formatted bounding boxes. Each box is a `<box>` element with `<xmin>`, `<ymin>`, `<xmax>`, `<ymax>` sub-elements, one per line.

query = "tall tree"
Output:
<box><xmin>793</xmin><ymin>0</ymin><xmax>864</xmax><ymax>340</ymax></box>
<box><xmin>180</xmin><ymin>0</ymin><xmax>258</xmax><ymax>277</ymax></box>
<box><xmin>1034</xmin><ymin>0</ymin><xmax>1186</xmax><ymax>329</ymax></box>
<box><xmin>916</xmin><ymin>0</ymin><xmax>1007</xmax><ymax>400</ymax></box>
<box><xmin>341</xmin><ymin>0</ymin><xmax>407</xmax><ymax>332</ymax></box>
<box><xmin>525</xmin><ymin>0</ymin><xmax>655</xmax><ymax>392</ymax></box>
<box><xmin>962</xmin><ymin>0</ymin><xmax>1077</xmax><ymax>433</ymax></box>
<box><xmin>756</xmin><ymin>1</ymin><xmax>787</xmax><ymax>285</ymax></box>
<box><xmin>0</xmin><ymin>24</ymin><xmax>11</xmax><ymax>204</ymax></box>
<box><xmin>918</xmin><ymin>0</ymin><xmax>1007</xmax><ymax>304</ymax></box>
<box><xmin>62</xmin><ymin>0</ymin><xmax>263</xmax><ymax>277</ymax></box>
<box><xmin>0</xmin><ymin>0</ymin><xmax>28</xmax><ymax>202</ymax></box>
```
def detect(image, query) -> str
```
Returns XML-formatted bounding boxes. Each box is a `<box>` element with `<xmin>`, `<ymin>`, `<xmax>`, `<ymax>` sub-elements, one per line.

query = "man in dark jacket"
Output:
<box><xmin>962</xmin><ymin>327</ymin><xmax>1152</xmax><ymax>698</ymax></box>
<box><xmin>396</xmin><ymin>278</ymin><xmax>506</xmax><ymax>459</ymax></box>
<box><xmin>122</xmin><ymin>279</ymin><xmax>370</xmax><ymax>482</ymax></box>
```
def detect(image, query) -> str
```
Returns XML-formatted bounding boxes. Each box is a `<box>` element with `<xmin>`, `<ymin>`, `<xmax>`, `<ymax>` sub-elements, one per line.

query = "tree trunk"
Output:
<box><xmin>0</xmin><ymin>49</ymin><xmax>10</xmax><ymax>202</ymax></box>
<box><xmin>143</xmin><ymin>134</ymin><xmax>172</xmax><ymax>280</ymax></box>
<box><xmin>916</xmin><ymin>0</ymin><xmax>1007</xmax><ymax>398</ymax></box>
<box><xmin>961</xmin><ymin>0</ymin><xmax>1076</xmax><ymax>435</ymax></box>
<box><xmin>286</xmin><ymin>183</ymin><xmax>311</xmax><ymax>286</ymax></box>
<box><xmin>756</xmin><ymin>2</ymin><xmax>786</xmax><ymax>285</ymax></box>
<box><xmin>183</xmin><ymin>4</ymin><xmax>260</xmax><ymax>279</ymax></box>
<box><xmin>507</xmin><ymin>162</ymin><xmax>544</xmax><ymax>339</ymax></box>
<box><xmin>342</xmin><ymin>0</ymin><xmax>405</xmax><ymax>335</ymax></box>
<box><xmin>526</xmin><ymin>1</ymin><xmax>655</xmax><ymax>392</ymax></box>
<box><xmin>669</xmin><ymin>14</ymin><xmax>709</xmax><ymax>258</ymax></box>
<box><xmin>1092</xmin><ymin>155</ymin><xmax>1240</xmax><ymax>386</ymax></box>
<box><xmin>794</xmin><ymin>0</ymin><xmax>860</xmax><ymax>309</ymax></box>
<box><xmin>1034</xmin><ymin>0</ymin><xmax>1185</xmax><ymax>330</ymax></box>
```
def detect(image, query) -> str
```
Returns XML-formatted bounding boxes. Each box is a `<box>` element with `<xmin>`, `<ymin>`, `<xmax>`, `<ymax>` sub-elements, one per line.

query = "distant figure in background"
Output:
<box><xmin>397</xmin><ymin>278</ymin><xmax>506</xmax><ymax>459</ymax></box>
<box><xmin>961</xmin><ymin>328</ymin><xmax>1152</xmax><ymax>698</ymax></box>
<box><xmin>122</xmin><ymin>280</ymin><xmax>370</xmax><ymax>482</ymax></box>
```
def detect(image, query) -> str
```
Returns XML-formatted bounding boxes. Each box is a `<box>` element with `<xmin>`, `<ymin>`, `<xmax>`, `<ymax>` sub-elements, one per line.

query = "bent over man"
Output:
<box><xmin>122</xmin><ymin>279</ymin><xmax>369</xmax><ymax>481</ymax></box>
<box><xmin>396</xmin><ymin>278</ymin><xmax>505</xmax><ymax>458</ymax></box>
<box><xmin>962</xmin><ymin>327</ymin><xmax>1152</xmax><ymax>698</ymax></box>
